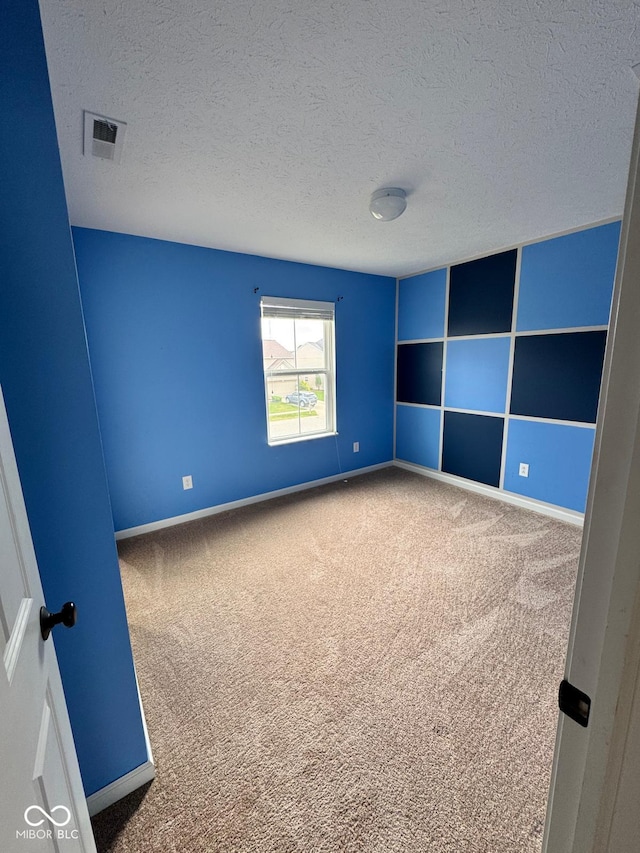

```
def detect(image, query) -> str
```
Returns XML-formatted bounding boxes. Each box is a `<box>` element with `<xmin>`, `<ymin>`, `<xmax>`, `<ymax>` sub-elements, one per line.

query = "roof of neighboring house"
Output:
<box><xmin>262</xmin><ymin>339</ymin><xmax>293</xmax><ymax>359</ymax></box>
<box><xmin>268</xmin><ymin>358</ymin><xmax>295</xmax><ymax>371</ymax></box>
<box><xmin>297</xmin><ymin>339</ymin><xmax>323</xmax><ymax>352</ymax></box>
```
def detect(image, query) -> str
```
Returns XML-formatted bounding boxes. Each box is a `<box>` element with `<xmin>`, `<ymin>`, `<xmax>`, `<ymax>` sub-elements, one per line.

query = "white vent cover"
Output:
<box><xmin>83</xmin><ymin>111</ymin><xmax>127</xmax><ymax>162</ymax></box>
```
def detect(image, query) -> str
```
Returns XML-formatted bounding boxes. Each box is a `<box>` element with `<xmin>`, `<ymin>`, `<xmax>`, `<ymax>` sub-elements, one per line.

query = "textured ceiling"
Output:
<box><xmin>39</xmin><ymin>0</ymin><xmax>640</xmax><ymax>277</ymax></box>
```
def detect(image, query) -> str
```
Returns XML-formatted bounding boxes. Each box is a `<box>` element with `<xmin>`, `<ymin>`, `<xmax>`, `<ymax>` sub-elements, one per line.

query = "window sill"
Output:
<box><xmin>268</xmin><ymin>431</ymin><xmax>338</xmax><ymax>447</ymax></box>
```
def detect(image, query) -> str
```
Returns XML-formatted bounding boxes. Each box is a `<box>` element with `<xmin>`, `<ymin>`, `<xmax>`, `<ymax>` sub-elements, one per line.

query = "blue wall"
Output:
<box><xmin>73</xmin><ymin>229</ymin><xmax>396</xmax><ymax>532</ymax></box>
<box><xmin>0</xmin><ymin>0</ymin><xmax>147</xmax><ymax>796</ymax></box>
<box><xmin>396</xmin><ymin>222</ymin><xmax>620</xmax><ymax>513</ymax></box>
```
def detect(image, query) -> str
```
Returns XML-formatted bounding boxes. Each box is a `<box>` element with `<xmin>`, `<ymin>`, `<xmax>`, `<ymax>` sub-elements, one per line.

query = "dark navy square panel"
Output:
<box><xmin>396</xmin><ymin>342</ymin><xmax>443</xmax><ymax>405</ymax></box>
<box><xmin>448</xmin><ymin>249</ymin><xmax>517</xmax><ymax>336</ymax></box>
<box><xmin>442</xmin><ymin>411</ymin><xmax>504</xmax><ymax>487</ymax></box>
<box><xmin>510</xmin><ymin>331</ymin><xmax>607</xmax><ymax>423</ymax></box>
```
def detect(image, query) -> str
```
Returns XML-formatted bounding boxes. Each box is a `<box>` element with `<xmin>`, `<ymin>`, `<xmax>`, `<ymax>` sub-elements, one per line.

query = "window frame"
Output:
<box><xmin>260</xmin><ymin>296</ymin><xmax>337</xmax><ymax>446</ymax></box>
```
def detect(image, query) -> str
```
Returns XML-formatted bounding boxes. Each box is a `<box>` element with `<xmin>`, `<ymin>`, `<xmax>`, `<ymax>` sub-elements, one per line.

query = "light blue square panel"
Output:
<box><xmin>398</xmin><ymin>268</ymin><xmax>447</xmax><ymax>341</ymax></box>
<box><xmin>395</xmin><ymin>404</ymin><xmax>441</xmax><ymax>470</ymax></box>
<box><xmin>503</xmin><ymin>419</ymin><xmax>596</xmax><ymax>512</ymax></box>
<box><xmin>517</xmin><ymin>221</ymin><xmax>620</xmax><ymax>331</ymax></box>
<box><xmin>444</xmin><ymin>336</ymin><xmax>511</xmax><ymax>413</ymax></box>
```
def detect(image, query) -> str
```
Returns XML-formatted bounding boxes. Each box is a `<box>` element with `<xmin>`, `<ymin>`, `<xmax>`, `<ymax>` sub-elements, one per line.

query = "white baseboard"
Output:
<box><xmin>393</xmin><ymin>460</ymin><xmax>584</xmax><ymax>526</ymax></box>
<box><xmin>134</xmin><ymin>664</ymin><xmax>154</xmax><ymax>767</ymax></box>
<box><xmin>87</xmin><ymin>759</ymin><xmax>156</xmax><ymax>817</ymax></box>
<box><xmin>115</xmin><ymin>462</ymin><xmax>393</xmax><ymax>540</ymax></box>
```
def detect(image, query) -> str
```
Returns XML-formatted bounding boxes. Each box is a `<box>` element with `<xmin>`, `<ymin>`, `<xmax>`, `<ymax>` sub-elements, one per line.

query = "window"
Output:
<box><xmin>261</xmin><ymin>296</ymin><xmax>336</xmax><ymax>444</ymax></box>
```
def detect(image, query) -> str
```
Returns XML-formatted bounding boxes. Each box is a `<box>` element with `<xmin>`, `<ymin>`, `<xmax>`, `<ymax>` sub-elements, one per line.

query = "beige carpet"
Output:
<box><xmin>92</xmin><ymin>467</ymin><xmax>581</xmax><ymax>852</ymax></box>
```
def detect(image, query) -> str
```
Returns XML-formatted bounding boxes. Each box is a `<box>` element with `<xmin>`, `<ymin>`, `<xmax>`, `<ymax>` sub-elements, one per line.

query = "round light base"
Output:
<box><xmin>369</xmin><ymin>187</ymin><xmax>407</xmax><ymax>221</ymax></box>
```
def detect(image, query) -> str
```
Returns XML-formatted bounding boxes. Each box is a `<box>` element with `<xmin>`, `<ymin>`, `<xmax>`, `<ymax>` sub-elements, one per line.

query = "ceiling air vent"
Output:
<box><xmin>83</xmin><ymin>111</ymin><xmax>127</xmax><ymax>163</ymax></box>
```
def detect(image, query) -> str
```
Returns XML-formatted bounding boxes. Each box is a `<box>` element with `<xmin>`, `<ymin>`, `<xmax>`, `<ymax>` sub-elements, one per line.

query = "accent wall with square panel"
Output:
<box><xmin>395</xmin><ymin>221</ymin><xmax>620</xmax><ymax>514</ymax></box>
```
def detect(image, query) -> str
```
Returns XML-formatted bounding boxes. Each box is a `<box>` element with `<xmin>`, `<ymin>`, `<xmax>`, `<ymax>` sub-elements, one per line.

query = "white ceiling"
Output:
<box><xmin>40</xmin><ymin>0</ymin><xmax>640</xmax><ymax>277</ymax></box>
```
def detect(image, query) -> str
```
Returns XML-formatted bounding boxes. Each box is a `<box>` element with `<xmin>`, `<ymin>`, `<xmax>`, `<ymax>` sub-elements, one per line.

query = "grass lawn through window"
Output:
<box><xmin>268</xmin><ymin>401</ymin><xmax>318</xmax><ymax>420</ymax></box>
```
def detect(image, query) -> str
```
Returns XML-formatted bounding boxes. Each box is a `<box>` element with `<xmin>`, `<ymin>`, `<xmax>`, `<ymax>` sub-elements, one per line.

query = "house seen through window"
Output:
<box><xmin>260</xmin><ymin>296</ymin><xmax>336</xmax><ymax>444</ymax></box>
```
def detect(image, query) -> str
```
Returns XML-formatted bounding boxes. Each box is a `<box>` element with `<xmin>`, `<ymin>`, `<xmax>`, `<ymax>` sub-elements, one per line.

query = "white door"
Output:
<box><xmin>544</xmin><ymin>92</ymin><xmax>640</xmax><ymax>852</ymax></box>
<box><xmin>0</xmin><ymin>387</ymin><xmax>96</xmax><ymax>853</ymax></box>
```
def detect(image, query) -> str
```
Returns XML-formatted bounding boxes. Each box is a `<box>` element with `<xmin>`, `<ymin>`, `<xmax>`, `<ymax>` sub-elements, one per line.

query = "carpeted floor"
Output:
<box><xmin>92</xmin><ymin>467</ymin><xmax>581</xmax><ymax>852</ymax></box>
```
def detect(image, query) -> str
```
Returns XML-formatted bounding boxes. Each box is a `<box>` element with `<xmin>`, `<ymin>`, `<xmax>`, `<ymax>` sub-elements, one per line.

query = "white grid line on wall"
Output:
<box><xmin>499</xmin><ymin>246</ymin><xmax>522</xmax><ymax>489</ymax></box>
<box><xmin>438</xmin><ymin>266</ymin><xmax>451</xmax><ymax>471</ymax></box>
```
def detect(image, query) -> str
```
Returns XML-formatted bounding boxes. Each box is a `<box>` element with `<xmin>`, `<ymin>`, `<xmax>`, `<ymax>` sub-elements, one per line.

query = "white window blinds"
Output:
<box><xmin>261</xmin><ymin>296</ymin><xmax>334</xmax><ymax>322</ymax></box>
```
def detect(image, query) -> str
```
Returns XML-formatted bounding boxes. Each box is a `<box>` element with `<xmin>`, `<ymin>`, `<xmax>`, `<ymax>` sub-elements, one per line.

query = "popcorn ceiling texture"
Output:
<box><xmin>91</xmin><ymin>468</ymin><xmax>580</xmax><ymax>852</ymax></box>
<box><xmin>39</xmin><ymin>0</ymin><xmax>640</xmax><ymax>276</ymax></box>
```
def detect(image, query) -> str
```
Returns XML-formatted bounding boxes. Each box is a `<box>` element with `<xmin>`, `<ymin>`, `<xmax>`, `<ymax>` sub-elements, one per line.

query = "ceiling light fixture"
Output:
<box><xmin>369</xmin><ymin>187</ymin><xmax>407</xmax><ymax>221</ymax></box>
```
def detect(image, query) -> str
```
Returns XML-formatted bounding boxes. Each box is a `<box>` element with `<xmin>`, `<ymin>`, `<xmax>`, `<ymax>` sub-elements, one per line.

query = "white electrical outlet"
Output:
<box><xmin>353</xmin><ymin>441</ymin><xmax>359</xmax><ymax>452</ymax></box>
<box><xmin>182</xmin><ymin>475</ymin><xmax>193</xmax><ymax>490</ymax></box>
<box><xmin>519</xmin><ymin>463</ymin><xmax>529</xmax><ymax>478</ymax></box>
